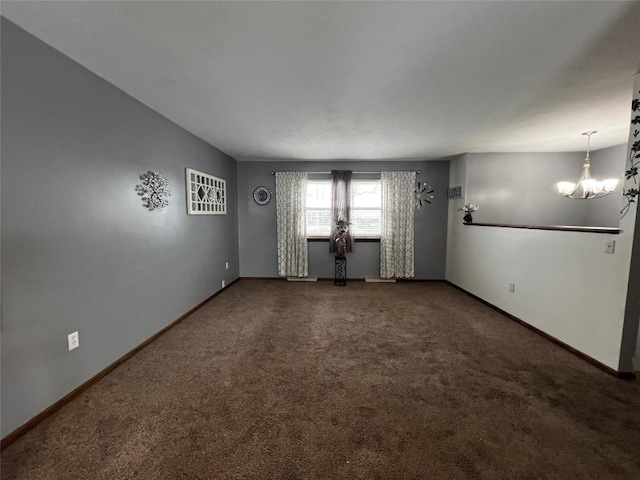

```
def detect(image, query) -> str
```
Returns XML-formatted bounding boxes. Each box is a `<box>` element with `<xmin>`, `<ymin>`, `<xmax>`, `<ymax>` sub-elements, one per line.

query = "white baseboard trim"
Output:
<box><xmin>287</xmin><ymin>276</ymin><xmax>318</xmax><ymax>282</ymax></box>
<box><xmin>365</xmin><ymin>277</ymin><xmax>396</xmax><ymax>283</ymax></box>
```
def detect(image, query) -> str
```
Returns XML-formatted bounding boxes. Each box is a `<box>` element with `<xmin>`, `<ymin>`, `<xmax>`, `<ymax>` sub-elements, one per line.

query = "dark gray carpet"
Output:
<box><xmin>2</xmin><ymin>279</ymin><xmax>639</xmax><ymax>479</ymax></box>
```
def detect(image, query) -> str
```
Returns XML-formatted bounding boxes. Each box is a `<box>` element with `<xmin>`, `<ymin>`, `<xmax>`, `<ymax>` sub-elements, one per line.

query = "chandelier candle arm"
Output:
<box><xmin>557</xmin><ymin>131</ymin><xmax>619</xmax><ymax>199</ymax></box>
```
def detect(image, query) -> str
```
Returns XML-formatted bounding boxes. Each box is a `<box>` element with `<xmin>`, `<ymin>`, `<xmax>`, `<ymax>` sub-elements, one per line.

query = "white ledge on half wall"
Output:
<box><xmin>463</xmin><ymin>222</ymin><xmax>620</xmax><ymax>234</ymax></box>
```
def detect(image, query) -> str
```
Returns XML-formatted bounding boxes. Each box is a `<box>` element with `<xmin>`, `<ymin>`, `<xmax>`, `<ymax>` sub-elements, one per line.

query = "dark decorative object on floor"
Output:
<box><xmin>335</xmin><ymin>255</ymin><xmax>347</xmax><ymax>286</ymax></box>
<box><xmin>333</xmin><ymin>219</ymin><xmax>349</xmax><ymax>285</ymax></box>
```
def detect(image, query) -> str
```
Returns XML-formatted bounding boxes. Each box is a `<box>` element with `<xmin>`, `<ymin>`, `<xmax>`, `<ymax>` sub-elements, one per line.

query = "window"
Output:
<box><xmin>305</xmin><ymin>178</ymin><xmax>382</xmax><ymax>238</ymax></box>
<box><xmin>306</xmin><ymin>180</ymin><xmax>332</xmax><ymax>237</ymax></box>
<box><xmin>351</xmin><ymin>179</ymin><xmax>381</xmax><ymax>237</ymax></box>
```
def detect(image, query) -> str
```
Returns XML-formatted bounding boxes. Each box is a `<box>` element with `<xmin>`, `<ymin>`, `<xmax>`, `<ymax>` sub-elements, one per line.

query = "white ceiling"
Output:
<box><xmin>2</xmin><ymin>1</ymin><xmax>639</xmax><ymax>161</ymax></box>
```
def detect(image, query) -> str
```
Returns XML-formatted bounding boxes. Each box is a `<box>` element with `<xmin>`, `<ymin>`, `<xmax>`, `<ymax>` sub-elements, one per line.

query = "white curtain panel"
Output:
<box><xmin>275</xmin><ymin>172</ymin><xmax>309</xmax><ymax>277</ymax></box>
<box><xmin>380</xmin><ymin>171</ymin><xmax>416</xmax><ymax>279</ymax></box>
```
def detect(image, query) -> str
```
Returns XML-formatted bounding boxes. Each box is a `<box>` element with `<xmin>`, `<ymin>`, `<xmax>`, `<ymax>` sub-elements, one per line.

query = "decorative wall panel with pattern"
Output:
<box><xmin>185</xmin><ymin>168</ymin><xmax>226</xmax><ymax>215</ymax></box>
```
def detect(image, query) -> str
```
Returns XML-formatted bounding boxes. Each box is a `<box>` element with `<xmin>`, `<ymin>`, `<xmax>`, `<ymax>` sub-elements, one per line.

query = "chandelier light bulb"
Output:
<box><xmin>582</xmin><ymin>178</ymin><xmax>596</xmax><ymax>194</ymax></box>
<box><xmin>557</xmin><ymin>182</ymin><xmax>575</xmax><ymax>195</ymax></box>
<box><xmin>603</xmin><ymin>178</ymin><xmax>619</xmax><ymax>192</ymax></box>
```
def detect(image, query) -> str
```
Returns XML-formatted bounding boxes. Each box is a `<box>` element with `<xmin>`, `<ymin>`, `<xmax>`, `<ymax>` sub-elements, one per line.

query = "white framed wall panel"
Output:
<box><xmin>186</xmin><ymin>168</ymin><xmax>227</xmax><ymax>215</ymax></box>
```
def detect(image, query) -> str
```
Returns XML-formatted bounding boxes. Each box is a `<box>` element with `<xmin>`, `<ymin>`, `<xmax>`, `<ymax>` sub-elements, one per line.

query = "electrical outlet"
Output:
<box><xmin>222</xmin><ymin>280</ymin><xmax>226</xmax><ymax>288</ymax></box>
<box><xmin>225</xmin><ymin>262</ymin><xmax>229</xmax><ymax>270</ymax></box>
<box><xmin>509</xmin><ymin>282</ymin><xmax>516</xmax><ymax>293</ymax></box>
<box><xmin>605</xmin><ymin>240</ymin><xmax>616</xmax><ymax>254</ymax></box>
<box><xmin>68</xmin><ymin>331</ymin><xmax>79</xmax><ymax>351</ymax></box>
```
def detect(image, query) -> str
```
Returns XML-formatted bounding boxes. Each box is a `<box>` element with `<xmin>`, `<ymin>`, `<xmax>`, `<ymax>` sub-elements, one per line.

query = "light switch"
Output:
<box><xmin>605</xmin><ymin>240</ymin><xmax>616</xmax><ymax>254</ymax></box>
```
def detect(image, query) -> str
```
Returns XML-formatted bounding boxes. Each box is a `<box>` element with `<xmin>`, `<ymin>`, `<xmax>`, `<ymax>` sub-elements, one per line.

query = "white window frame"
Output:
<box><xmin>306</xmin><ymin>179</ymin><xmax>332</xmax><ymax>237</ymax></box>
<box><xmin>350</xmin><ymin>179</ymin><xmax>382</xmax><ymax>238</ymax></box>
<box><xmin>185</xmin><ymin>168</ymin><xmax>227</xmax><ymax>215</ymax></box>
<box><xmin>304</xmin><ymin>177</ymin><xmax>382</xmax><ymax>239</ymax></box>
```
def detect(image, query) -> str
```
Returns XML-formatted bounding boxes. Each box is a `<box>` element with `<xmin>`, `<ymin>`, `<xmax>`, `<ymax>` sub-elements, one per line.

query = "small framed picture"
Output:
<box><xmin>448</xmin><ymin>185</ymin><xmax>464</xmax><ymax>199</ymax></box>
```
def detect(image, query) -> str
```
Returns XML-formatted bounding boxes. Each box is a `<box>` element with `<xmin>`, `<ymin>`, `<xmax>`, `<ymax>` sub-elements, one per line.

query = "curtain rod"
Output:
<box><xmin>270</xmin><ymin>170</ymin><xmax>420</xmax><ymax>175</ymax></box>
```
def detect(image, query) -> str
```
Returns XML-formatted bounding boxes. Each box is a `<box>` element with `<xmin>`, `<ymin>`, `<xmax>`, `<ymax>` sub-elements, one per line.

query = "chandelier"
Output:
<box><xmin>557</xmin><ymin>131</ymin><xmax>618</xmax><ymax>199</ymax></box>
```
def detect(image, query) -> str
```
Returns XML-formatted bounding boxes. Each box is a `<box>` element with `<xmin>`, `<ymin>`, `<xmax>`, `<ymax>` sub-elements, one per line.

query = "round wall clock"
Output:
<box><xmin>253</xmin><ymin>186</ymin><xmax>272</xmax><ymax>205</ymax></box>
<box><xmin>415</xmin><ymin>181</ymin><xmax>435</xmax><ymax>209</ymax></box>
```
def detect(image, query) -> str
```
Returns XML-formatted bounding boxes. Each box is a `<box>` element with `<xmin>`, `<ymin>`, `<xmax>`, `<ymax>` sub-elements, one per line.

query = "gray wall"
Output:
<box><xmin>0</xmin><ymin>19</ymin><xmax>239</xmax><ymax>437</ymax></box>
<box><xmin>587</xmin><ymin>144</ymin><xmax>628</xmax><ymax>227</ymax></box>
<box><xmin>237</xmin><ymin>160</ymin><xmax>449</xmax><ymax>279</ymax></box>
<box><xmin>465</xmin><ymin>150</ymin><xmax>624</xmax><ymax>227</ymax></box>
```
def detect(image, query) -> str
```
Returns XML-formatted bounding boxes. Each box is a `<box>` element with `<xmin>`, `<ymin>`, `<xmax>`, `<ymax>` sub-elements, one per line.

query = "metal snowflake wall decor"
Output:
<box><xmin>415</xmin><ymin>181</ymin><xmax>435</xmax><ymax>209</ymax></box>
<box><xmin>621</xmin><ymin>88</ymin><xmax>640</xmax><ymax>219</ymax></box>
<box><xmin>135</xmin><ymin>171</ymin><xmax>171</xmax><ymax>211</ymax></box>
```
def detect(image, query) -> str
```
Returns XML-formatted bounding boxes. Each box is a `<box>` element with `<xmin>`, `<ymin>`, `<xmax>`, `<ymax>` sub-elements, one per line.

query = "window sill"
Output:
<box><xmin>307</xmin><ymin>237</ymin><xmax>380</xmax><ymax>242</ymax></box>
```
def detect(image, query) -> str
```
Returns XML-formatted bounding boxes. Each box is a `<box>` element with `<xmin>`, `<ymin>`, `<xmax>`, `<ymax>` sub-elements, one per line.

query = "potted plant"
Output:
<box><xmin>458</xmin><ymin>203</ymin><xmax>479</xmax><ymax>223</ymax></box>
<box><xmin>333</xmin><ymin>219</ymin><xmax>351</xmax><ymax>257</ymax></box>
